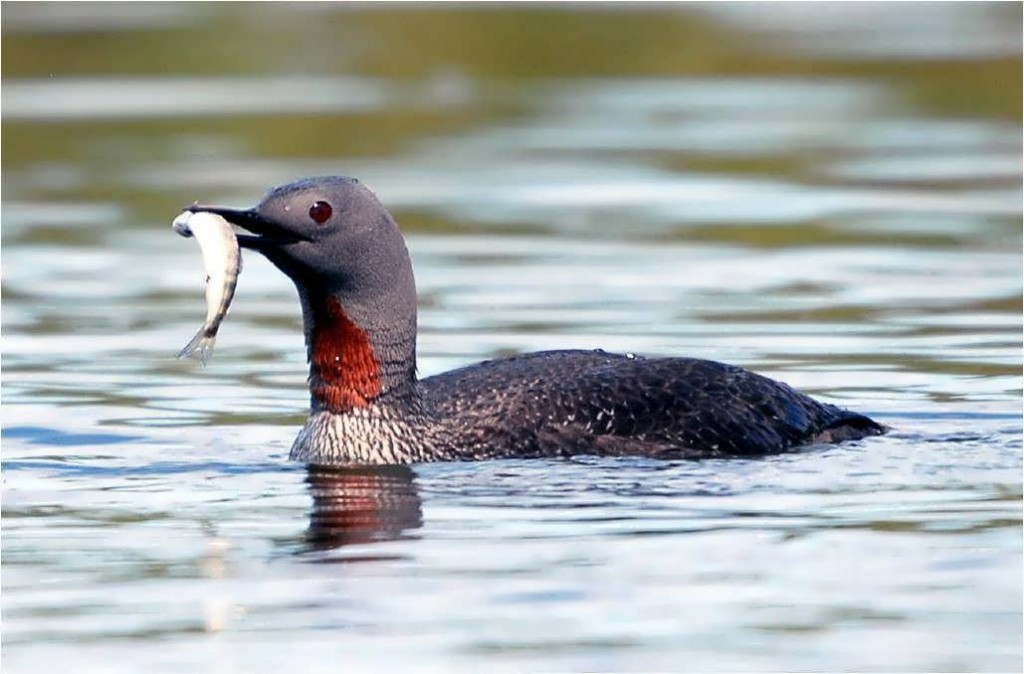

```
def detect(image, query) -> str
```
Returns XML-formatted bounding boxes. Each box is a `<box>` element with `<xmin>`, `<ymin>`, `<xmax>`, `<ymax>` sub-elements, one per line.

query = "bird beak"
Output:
<box><xmin>186</xmin><ymin>205</ymin><xmax>302</xmax><ymax>249</ymax></box>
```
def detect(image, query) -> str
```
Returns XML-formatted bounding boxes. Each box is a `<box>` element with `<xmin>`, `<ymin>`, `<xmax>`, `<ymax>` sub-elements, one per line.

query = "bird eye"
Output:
<box><xmin>309</xmin><ymin>201</ymin><xmax>332</xmax><ymax>224</ymax></box>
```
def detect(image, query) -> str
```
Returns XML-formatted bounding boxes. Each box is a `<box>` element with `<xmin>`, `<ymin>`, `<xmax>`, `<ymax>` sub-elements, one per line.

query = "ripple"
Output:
<box><xmin>3</xmin><ymin>76</ymin><xmax>395</xmax><ymax>121</ymax></box>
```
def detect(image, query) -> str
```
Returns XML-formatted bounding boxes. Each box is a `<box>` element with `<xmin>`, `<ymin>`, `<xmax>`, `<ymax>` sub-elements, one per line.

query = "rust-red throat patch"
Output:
<box><xmin>309</xmin><ymin>296</ymin><xmax>381</xmax><ymax>412</ymax></box>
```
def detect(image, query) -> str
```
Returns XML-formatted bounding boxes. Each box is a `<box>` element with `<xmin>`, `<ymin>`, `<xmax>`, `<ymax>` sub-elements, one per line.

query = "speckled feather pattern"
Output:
<box><xmin>290</xmin><ymin>349</ymin><xmax>884</xmax><ymax>464</ymax></box>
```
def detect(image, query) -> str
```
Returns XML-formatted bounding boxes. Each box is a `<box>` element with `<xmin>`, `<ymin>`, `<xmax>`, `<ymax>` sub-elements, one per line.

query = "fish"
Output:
<box><xmin>172</xmin><ymin>210</ymin><xmax>241</xmax><ymax>365</ymax></box>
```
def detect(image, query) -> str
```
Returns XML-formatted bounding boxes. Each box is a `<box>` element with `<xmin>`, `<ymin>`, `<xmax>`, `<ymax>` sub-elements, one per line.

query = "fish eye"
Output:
<box><xmin>309</xmin><ymin>201</ymin><xmax>333</xmax><ymax>224</ymax></box>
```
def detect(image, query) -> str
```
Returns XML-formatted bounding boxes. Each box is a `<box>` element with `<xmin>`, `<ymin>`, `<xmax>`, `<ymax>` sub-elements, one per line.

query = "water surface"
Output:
<box><xmin>2</xmin><ymin>4</ymin><xmax>1021</xmax><ymax>672</ymax></box>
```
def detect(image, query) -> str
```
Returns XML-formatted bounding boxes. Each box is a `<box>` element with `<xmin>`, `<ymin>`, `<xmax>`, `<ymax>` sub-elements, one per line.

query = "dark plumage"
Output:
<box><xmin>422</xmin><ymin>350</ymin><xmax>880</xmax><ymax>460</ymax></box>
<box><xmin>188</xmin><ymin>176</ymin><xmax>885</xmax><ymax>465</ymax></box>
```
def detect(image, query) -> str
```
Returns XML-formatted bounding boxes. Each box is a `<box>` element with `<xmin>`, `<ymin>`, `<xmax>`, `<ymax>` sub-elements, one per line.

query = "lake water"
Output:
<box><xmin>2</xmin><ymin>4</ymin><xmax>1022</xmax><ymax>672</ymax></box>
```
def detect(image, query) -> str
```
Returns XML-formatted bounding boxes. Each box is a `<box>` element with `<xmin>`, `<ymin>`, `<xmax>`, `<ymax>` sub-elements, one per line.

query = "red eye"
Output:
<box><xmin>309</xmin><ymin>201</ymin><xmax>332</xmax><ymax>224</ymax></box>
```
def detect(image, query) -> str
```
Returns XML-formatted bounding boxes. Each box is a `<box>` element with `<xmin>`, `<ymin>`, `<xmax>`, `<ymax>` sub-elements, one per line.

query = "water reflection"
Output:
<box><xmin>304</xmin><ymin>464</ymin><xmax>422</xmax><ymax>551</ymax></box>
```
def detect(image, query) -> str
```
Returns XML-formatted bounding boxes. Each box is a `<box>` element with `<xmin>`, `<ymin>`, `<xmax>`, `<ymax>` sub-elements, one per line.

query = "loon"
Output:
<box><xmin>187</xmin><ymin>176</ymin><xmax>886</xmax><ymax>464</ymax></box>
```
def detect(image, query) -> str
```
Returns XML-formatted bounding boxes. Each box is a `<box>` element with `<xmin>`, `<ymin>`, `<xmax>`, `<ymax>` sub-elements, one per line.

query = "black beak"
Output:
<box><xmin>185</xmin><ymin>205</ymin><xmax>302</xmax><ymax>250</ymax></box>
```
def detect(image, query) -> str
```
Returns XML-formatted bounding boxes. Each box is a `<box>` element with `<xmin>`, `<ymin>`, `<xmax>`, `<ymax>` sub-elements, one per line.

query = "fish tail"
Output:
<box><xmin>177</xmin><ymin>327</ymin><xmax>217</xmax><ymax>366</ymax></box>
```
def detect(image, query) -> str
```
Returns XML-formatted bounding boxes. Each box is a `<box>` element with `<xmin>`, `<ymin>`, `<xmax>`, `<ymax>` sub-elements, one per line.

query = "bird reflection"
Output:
<box><xmin>304</xmin><ymin>464</ymin><xmax>423</xmax><ymax>551</ymax></box>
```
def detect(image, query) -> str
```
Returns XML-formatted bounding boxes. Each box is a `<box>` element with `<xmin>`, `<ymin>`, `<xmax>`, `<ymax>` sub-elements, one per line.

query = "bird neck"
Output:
<box><xmin>301</xmin><ymin>290</ymin><xmax>418</xmax><ymax>414</ymax></box>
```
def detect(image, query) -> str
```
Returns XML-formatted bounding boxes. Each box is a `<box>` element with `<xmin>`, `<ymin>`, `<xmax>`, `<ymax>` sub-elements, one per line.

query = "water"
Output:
<box><xmin>2</xmin><ymin>4</ymin><xmax>1021</xmax><ymax>672</ymax></box>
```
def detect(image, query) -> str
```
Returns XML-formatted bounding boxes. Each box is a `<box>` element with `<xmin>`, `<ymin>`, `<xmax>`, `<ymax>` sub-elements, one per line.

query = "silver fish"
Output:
<box><xmin>172</xmin><ymin>211</ymin><xmax>241</xmax><ymax>365</ymax></box>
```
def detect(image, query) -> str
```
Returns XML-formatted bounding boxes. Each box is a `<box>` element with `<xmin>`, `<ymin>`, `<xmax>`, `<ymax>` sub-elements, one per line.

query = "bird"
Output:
<box><xmin>187</xmin><ymin>176</ymin><xmax>886</xmax><ymax>465</ymax></box>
